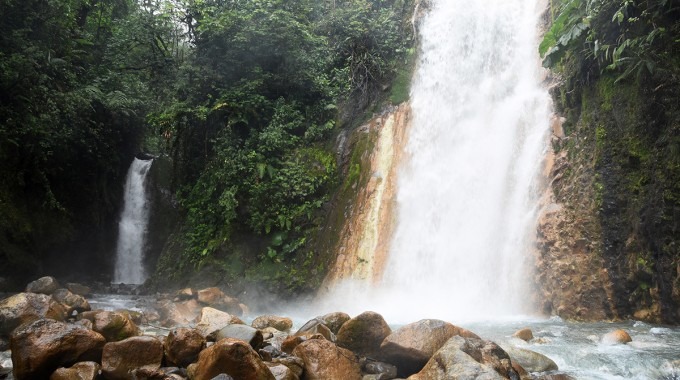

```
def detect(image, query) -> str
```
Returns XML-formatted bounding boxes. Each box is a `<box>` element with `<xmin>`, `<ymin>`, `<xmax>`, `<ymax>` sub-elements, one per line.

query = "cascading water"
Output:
<box><xmin>113</xmin><ymin>157</ymin><xmax>153</xmax><ymax>284</ymax></box>
<box><xmin>323</xmin><ymin>0</ymin><xmax>551</xmax><ymax>322</ymax></box>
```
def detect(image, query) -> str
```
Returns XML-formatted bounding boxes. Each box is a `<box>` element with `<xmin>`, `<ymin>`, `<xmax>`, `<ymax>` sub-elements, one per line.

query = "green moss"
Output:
<box><xmin>389</xmin><ymin>51</ymin><xmax>415</xmax><ymax>105</ymax></box>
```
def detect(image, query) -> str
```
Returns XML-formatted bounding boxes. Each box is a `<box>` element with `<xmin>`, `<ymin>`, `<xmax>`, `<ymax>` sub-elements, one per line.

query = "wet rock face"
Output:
<box><xmin>0</xmin><ymin>293</ymin><xmax>66</xmax><ymax>337</ymax></box>
<box><xmin>336</xmin><ymin>311</ymin><xmax>391</xmax><ymax>358</ymax></box>
<box><xmin>101</xmin><ymin>336</ymin><xmax>164</xmax><ymax>380</ymax></box>
<box><xmin>10</xmin><ymin>318</ymin><xmax>106</xmax><ymax>380</ymax></box>
<box><xmin>292</xmin><ymin>339</ymin><xmax>362</xmax><ymax>380</ymax></box>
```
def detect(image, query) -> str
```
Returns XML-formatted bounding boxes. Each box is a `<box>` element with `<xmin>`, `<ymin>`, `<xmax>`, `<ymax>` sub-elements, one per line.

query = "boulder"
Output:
<box><xmin>50</xmin><ymin>361</ymin><xmax>100</xmax><ymax>380</ymax></box>
<box><xmin>455</xmin><ymin>337</ymin><xmax>518</xmax><ymax>379</ymax></box>
<box><xmin>282</xmin><ymin>334</ymin><xmax>328</xmax><ymax>355</ymax></box>
<box><xmin>10</xmin><ymin>318</ymin><xmax>106</xmax><ymax>380</ymax></box>
<box><xmin>336</xmin><ymin>311</ymin><xmax>391</xmax><ymax>358</ymax></box>
<box><xmin>362</xmin><ymin>359</ymin><xmax>397</xmax><ymax>380</ymax></box>
<box><xmin>156</xmin><ymin>299</ymin><xmax>202</xmax><ymax>327</ymax></box>
<box><xmin>319</xmin><ymin>312</ymin><xmax>351</xmax><ymax>334</ymax></box>
<box><xmin>101</xmin><ymin>336</ymin><xmax>164</xmax><ymax>380</ymax></box>
<box><xmin>26</xmin><ymin>276</ymin><xmax>60</xmax><ymax>295</ymax></box>
<box><xmin>66</xmin><ymin>283</ymin><xmax>92</xmax><ymax>297</ymax></box>
<box><xmin>196</xmin><ymin>307</ymin><xmax>244</xmax><ymax>338</ymax></box>
<box><xmin>197</xmin><ymin>288</ymin><xmax>242</xmax><ymax>316</ymax></box>
<box><xmin>295</xmin><ymin>318</ymin><xmax>335</xmax><ymax>341</ymax></box>
<box><xmin>272</xmin><ymin>356</ymin><xmax>304</xmax><ymax>379</ymax></box>
<box><xmin>380</xmin><ymin>319</ymin><xmax>479</xmax><ymax>376</ymax></box>
<box><xmin>52</xmin><ymin>289</ymin><xmax>91</xmax><ymax>315</ymax></box>
<box><xmin>293</xmin><ymin>339</ymin><xmax>362</xmax><ymax>380</ymax></box>
<box><xmin>133</xmin><ymin>367</ymin><xmax>188</xmax><ymax>380</ymax></box>
<box><xmin>501</xmin><ymin>345</ymin><xmax>558</xmax><ymax>372</ymax></box>
<box><xmin>165</xmin><ymin>328</ymin><xmax>206</xmax><ymax>367</ymax></box>
<box><xmin>0</xmin><ymin>292</ymin><xmax>66</xmax><ymax>337</ymax></box>
<box><xmin>252</xmin><ymin>315</ymin><xmax>293</xmax><ymax>332</ymax></box>
<box><xmin>213</xmin><ymin>324</ymin><xmax>263</xmax><ymax>349</ymax></box>
<box><xmin>90</xmin><ymin>311</ymin><xmax>141</xmax><ymax>342</ymax></box>
<box><xmin>601</xmin><ymin>329</ymin><xmax>632</xmax><ymax>345</ymax></box>
<box><xmin>188</xmin><ymin>338</ymin><xmax>275</xmax><ymax>380</ymax></box>
<box><xmin>266</xmin><ymin>363</ymin><xmax>297</xmax><ymax>380</ymax></box>
<box><xmin>512</xmin><ymin>328</ymin><xmax>533</xmax><ymax>342</ymax></box>
<box><xmin>408</xmin><ymin>336</ymin><xmax>506</xmax><ymax>380</ymax></box>
<box><xmin>175</xmin><ymin>288</ymin><xmax>196</xmax><ymax>301</ymax></box>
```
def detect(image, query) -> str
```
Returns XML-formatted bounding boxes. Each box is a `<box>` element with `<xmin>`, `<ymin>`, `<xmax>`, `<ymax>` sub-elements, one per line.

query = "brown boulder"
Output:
<box><xmin>512</xmin><ymin>328</ymin><xmax>533</xmax><ymax>342</ymax></box>
<box><xmin>26</xmin><ymin>276</ymin><xmax>60</xmax><ymax>295</ymax></box>
<box><xmin>189</xmin><ymin>338</ymin><xmax>275</xmax><ymax>380</ymax></box>
<box><xmin>195</xmin><ymin>307</ymin><xmax>244</xmax><ymax>338</ymax></box>
<box><xmin>101</xmin><ymin>336</ymin><xmax>164</xmax><ymax>380</ymax></box>
<box><xmin>501</xmin><ymin>345</ymin><xmax>558</xmax><ymax>372</ymax></box>
<box><xmin>52</xmin><ymin>289</ymin><xmax>91</xmax><ymax>315</ymax></box>
<box><xmin>293</xmin><ymin>339</ymin><xmax>361</xmax><ymax>380</ymax></box>
<box><xmin>601</xmin><ymin>329</ymin><xmax>632</xmax><ymax>345</ymax></box>
<box><xmin>10</xmin><ymin>319</ymin><xmax>106</xmax><ymax>380</ymax></box>
<box><xmin>213</xmin><ymin>324</ymin><xmax>263</xmax><ymax>349</ymax></box>
<box><xmin>91</xmin><ymin>311</ymin><xmax>141</xmax><ymax>342</ymax></box>
<box><xmin>252</xmin><ymin>315</ymin><xmax>293</xmax><ymax>332</ymax></box>
<box><xmin>266</xmin><ymin>363</ymin><xmax>297</xmax><ymax>380</ymax></box>
<box><xmin>196</xmin><ymin>288</ymin><xmax>242</xmax><ymax>316</ymax></box>
<box><xmin>294</xmin><ymin>318</ymin><xmax>335</xmax><ymax>341</ymax></box>
<box><xmin>66</xmin><ymin>283</ymin><xmax>92</xmax><ymax>297</ymax></box>
<box><xmin>175</xmin><ymin>288</ymin><xmax>196</xmax><ymax>301</ymax></box>
<box><xmin>0</xmin><ymin>293</ymin><xmax>66</xmax><ymax>337</ymax></box>
<box><xmin>380</xmin><ymin>319</ymin><xmax>478</xmax><ymax>376</ymax></box>
<box><xmin>319</xmin><ymin>312</ymin><xmax>351</xmax><ymax>334</ymax></box>
<box><xmin>156</xmin><ymin>299</ymin><xmax>202</xmax><ymax>327</ymax></box>
<box><xmin>164</xmin><ymin>327</ymin><xmax>206</xmax><ymax>367</ymax></box>
<box><xmin>50</xmin><ymin>361</ymin><xmax>100</xmax><ymax>380</ymax></box>
<box><xmin>272</xmin><ymin>357</ymin><xmax>304</xmax><ymax>379</ymax></box>
<box><xmin>336</xmin><ymin>311</ymin><xmax>391</xmax><ymax>358</ymax></box>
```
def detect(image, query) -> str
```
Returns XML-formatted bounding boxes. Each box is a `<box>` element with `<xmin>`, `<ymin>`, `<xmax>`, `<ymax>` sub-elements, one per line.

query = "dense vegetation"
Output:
<box><xmin>541</xmin><ymin>0</ymin><xmax>680</xmax><ymax>322</ymax></box>
<box><xmin>0</xmin><ymin>0</ymin><xmax>414</xmax><ymax>293</ymax></box>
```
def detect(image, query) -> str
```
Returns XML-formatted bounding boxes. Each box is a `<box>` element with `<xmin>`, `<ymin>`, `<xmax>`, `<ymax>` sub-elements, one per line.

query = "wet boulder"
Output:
<box><xmin>26</xmin><ymin>276</ymin><xmax>60</xmax><ymax>295</ymax></box>
<box><xmin>601</xmin><ymin>329</ymin><xmax>632</xmax><ymax>345</ymax></box>
<box><xmin>362</xmin><ymin>359</ymin><xmax>398</xmax><ymax>380</ymax></box>
<box><xmin>252</xmin><ymin>315</ymin><xmax>293</xmax><ymax>332</ymax></box>
<box><xmin>0</xmin><ymin>293</ymin><xmax>67</xmax><ymax>337</ymax></box>
<box><xmin>156</xmin><ymin>299</ymin><xmax>202</xmax><ymax>327</ymax></box>
<box><xmin>90</xmin><ymin>311</ymin><xmax>141</xmax><ymax>342</ymax></box>
<box><xmin>195</xmin><ymin>307</ymin><xmax>244</xmax><ymax>338</ymax></box>
<box><xmin>501</xmin><ymin>345</ymin><xmax>558</xmax><ymax>372</ymax></box>
<box><xmin>66</xmin><ymin>283</ymin><xmax>92</xmax><ymax>297</ymax></box>
<box><xmin>294</xmin><ymin>318</ymin><xmax>335</xmax><ymax>341</ymax></box>
<box><xmin>213</xmin><ymin>324</ymin><xmax>263</xmax><ymax>349</ymax></box>
<box><xmin>52</xmin><ymin>289</ymin><xmax>91</xmax><ymax>315</ymax></box>
<box><xmin>188</xmin><ymin>338</ymin><xmax>275</xmax><ymax>380</ymax></box>
<box><xmin>336</xmin><ymin>311</ymin><xmax>391</xmax><ymax>358</ymax></box>
<box><xmin>174</xmin><ymin>288</ymin><xmax>196</xmax><ymax>301</ymax></box>
<box><xmin>164</xmin><ymin>328</ymin><xmax>206</xmax><ymax>367</ymax></box>
<box><xmin>101</xmin><ymin>336</ymin><xmax>164</xmax><ymax>380</ymax></box>
<box><xmin>319</xmin><ymin>312</ymin><xmax>351</xmax><ymax>334</ymax></box>
<box><xmin>293</xmin><ymin>339</ymin><xmax>362</xmax><ymax>380</ymax></box>
<box><xmin>10</xmin><ymin>318</ymin><xmax>106</xmax><ymax>380</ymax></box>
<box><xmin>50</xmin><ymin>361</ymin><xmax>101</xmax><ymax>380</ymax></box>
<box><xmin>380</xmin><ymin>319</ymin><xmax>479</xmax><ymax>376</ymax></box>
<box><xmin>272</xmin><ymin>356</ymin><xmax>304</xmax><ymax>379</ymax></box>
<box><xmin>265</xmin><ymin>363</ymin><xmax>297</xmax><ymax>380</ymax></box>
<box><xmin>196</xmin><ymin>288</ymin><xmax>242</xmax><ymax>316</ymax></box>
<box><xmin>512</xmin><ymin>328</ymin><xmax>533</xmax><ymax>342</ymax></box>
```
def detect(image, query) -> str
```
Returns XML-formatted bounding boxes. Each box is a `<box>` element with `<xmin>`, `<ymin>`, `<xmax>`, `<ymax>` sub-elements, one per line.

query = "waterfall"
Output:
<box><xmin>113</xmin><ymin>158</ymin><xmax>153</xmax><ymax>284</ymax></box>
<box><xmin>323</xmin><ymin>0</ymin><xmax>551</xmax><ymax>322</ymax></box>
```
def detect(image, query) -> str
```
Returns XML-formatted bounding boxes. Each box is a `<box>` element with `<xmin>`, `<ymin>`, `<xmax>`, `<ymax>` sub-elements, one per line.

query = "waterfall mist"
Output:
<box><xmin>321</xmin><ymin>0</ymin><xmax>551</xmax><ymax>322</ymax></box>
<box><xmin>113</xmin><ymin>158</ymin><xmax>153</xmax><ymax>285</ymax></box>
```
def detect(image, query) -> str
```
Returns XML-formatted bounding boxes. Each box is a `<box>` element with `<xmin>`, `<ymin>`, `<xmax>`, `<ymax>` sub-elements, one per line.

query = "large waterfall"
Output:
<box><xmin>323</xmin><ymin>0</ymin><xmax>551</xmax><ymax>322</ymax></box>
<box><xmin>113</xmin><ymin>158</ymin><xmax>153</xmax><ymax>284</ymax></box>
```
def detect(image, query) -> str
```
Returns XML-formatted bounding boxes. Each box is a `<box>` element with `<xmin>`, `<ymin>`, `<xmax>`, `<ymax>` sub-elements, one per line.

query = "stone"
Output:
<box><xmin>281</xmin><ymin>336</ymin><xmax>307</xmax><ymax>354</ymax></box>
<box><xmin>90</xmin><ymin>311</ymin><xmax>141</xmax><ymax>342</ymax></box>
<box><xmin>133</xmin><ymin>367</ymin><xmax>188</xmax><ymax>380</ymax></box>
<box><xmin>52</xmin><ymin>289</ymin><xmax>91</xmax><ymax>315</ymax></box>
<box><xmin>101</xmin><ymin>336</ymin><xmax>164</xmax><ymax>380</ymax></box>
<box><xmin>196</xmin><ymin>307</ymin><xmax>244</xmax><ymax>338</ymax></box>
<box><xmin>165</xmin><ymin>328</ymin><xmax>206</xmax><ymax>367</ymax></box>
<box><xmin>408</xmin><ymin>336</ymin><xmax>505</xmax><ymax>380</ymax></box>
<box><xmin>512</xmin><ymin>328</ymin><xmax>533</xmax><ymax>342</ymax></box>
<box><xmin>362</xmin><ymin>359</ymin><xmax>397</xmax><ymax>380</ymax></box>
<box><xmin>501</xmin><ymin>345</ymin><xmax>558</xmax><ymax>372</ymax></box>
<box><xmin>209</xmin><ymin>375</ymin><xmax>234</xmax><ymax>380</ymax></box>
<box><xmin>197</xmin><ymin>288</ymin><xmax>242</xmax><ymax>316</ymax></box>
<box><xmin>293</xmin><ymin>339</ymin><xmax>362</xmax><ymax>380</ymax></box>
<box><xmin>189</xmin><ymin>338</ymin><xmax>275</xmax><ymax>380</ymax></box>
<box><xmin>294</xmin><ymin>318</ymin><xmax>335</xmax><ymax>341</ymax></box>
<box><xmin>213</xmin><ymin>324</ymin><xmax>263</xmax><ymax>349</ymax></box>
<box><xmin>175</xmin><ymin>288</ymin><xmax>196</xmax><ymax>301</ymax></box>
<box><xmin>0</xmin><ymin>292</ymin><xmax>67</xmax><ymax>337</ymax></box>
<box><xmin>455</xmin><ymin>337</ymin><xmax>518</xmax><ymax>379</ymax></box>
<box><xmin>265</xmin><ymin>363</ymin><xmax>297</xmax><ymax>380</ymax></box>
<box><xmin>26</xmin><ymin>276</ymin><xmax>60</xmax><ymax>295</ymax></box>
<box><xmin>601</xmin><ymin>329</ymin><xmax>632</xmax><ymax>345</ymax></box>
<box><xmin>380</xmin><ymin>319</ymin><xmax>479</xmax><ymax>376</ymax></box>
<box><xmin>50</xmin><ymin>361</ymin><xmax>100</xmax><ymax>380</ymax></box>
<box><xmin>252</xmin><ymin>315</ymin><xmax>293</xmax><ymax>332</ymax></box>
<box><xmin>272</xmin><ymin>356</ymin><xmax>304</xmax><ymax>379</ymax></box>
<box><xmin>319</xmin><ymin>312</ymin><xmax>351</xmax><ymax>334</ymax></box>
<box><xmin>66</xmin><ymin>283</ymin><xmax>92</xmax><ymax>297</ymax></box>
<box><xmin>336</xmin><ymin>311</ymin><xmax>391</xmax><ymax>358</ymax></box>
<box><xmin>10</xmin><ymin>318</ymin><xmax>106</xmax><ymax>380</ymax></box>
<box><xmin>156</xmin><ymin>299</ymin><xmax>202</xmax><ymax>327</ymax></box>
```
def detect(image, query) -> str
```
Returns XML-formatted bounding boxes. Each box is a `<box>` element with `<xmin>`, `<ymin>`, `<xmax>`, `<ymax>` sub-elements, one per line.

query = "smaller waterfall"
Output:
<box><xmin>113</xmin><ymin>158</ymin><xmax>153</xmax><ymax>284</ymax></box>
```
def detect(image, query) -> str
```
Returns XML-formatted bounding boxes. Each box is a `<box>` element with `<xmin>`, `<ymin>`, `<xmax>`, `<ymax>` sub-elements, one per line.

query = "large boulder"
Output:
<box><xmin>362</xmin><ymin>359</ymin><xmax>398</xmax><ymax>380</ymax></box>
<box><xmin>196</xmin><ymin>288</ymin><xmax>242</xmax><ymax>316</ymax></box>
<box><xmin>156</xmin><ymin>299</ymin><xmax>202</xmax><ymax>327</ymax></box>
<box><xmin>0</xmin><ymin>293</ymin><xmax>67</xmax><ymax>337</ymax></box>
<box><xmin>66</xmin><ymin>283</ymin><xmax>92</xmax><ymax>297</ymax></box>
<box><xmin>252</xmin><ymin>315</ymin><xmax>293</xmax><ymax>332</ymax></box>
<box><xmin>195</xmin><ymin>307</ymin><xmax>244</xmax><ymax>338</ymax></box>
<box><xmin>501</xmin><ymin>346</ymin><xmax>558</xmax><ymax>373</ymax></box>
<box><xmin>50</xmin><ymin>361</ymin><xmax>101</xmax><ymax>380</ymax></box>
<box><xmin>601</xmin><ymin>329</ymin><xmax>632</xmax><ymax>345</ymax></box>
<box><xmin>293</xmin><ymin>339</ymin><xmax>361</xmax><ymax>380</ymax></box>
<box><xmin>101</xmin><ymin>336</ymin><xmax>164</xmax><ymax>380</ymax></box>
<box><xmin>52</xmin><ymin>289</ymin><xmax>91</xmax><ymax>315</ymax></box>
<box><xmin>294</xmin><ymin>318</ymin><xmax>335</xmax><ymax>341</ymax></box>
<box><xmin>188</xmin><ymin>338</ymin><xmax>275</xmax><ymax>380</ymax></box>
<box><xmin>380</xmin><ymin>319</ymin><xmax>479</xmax><ymax>376</ymax></box>
<box><xmin>214</xmin><ymin>324</ymin><xmax>263</xmax><ymax>349</ymax></box>
<box><xmin>26</xmin><ymin>276</ymin><xmax>60</xmax><ymax>295</ymax></box>
<box><xmin>265</xmin><ymin>363</ymin><xmax>297</xmax><ymax>380</ymax></box>
<box><xmin>10</xmin><ymin>319</ymin><xmax>106</xmax><ymax>380</ymax></box>
<box><xmin>408</xmin><ymin>336</ymin><xmax>507</xmax><ymax>380</ymax></box>
<box><xmin>164</xmin><ymin>328</ymin><xmax>206</xmax><ymax>367</ymax></box>
<box><xmin>89</xmin><ymin>311</ymin><xmax>141</xmax><ymax>342</ymax></box>
<box><xmin>318</xmin><ymin>312</ymin><xmax>351</xmax><ymax>334</ymax></box>
<box><xmin>336</xmin><ymin>311</ymin><xmax>391</xmax><ymax>358</ymax></box>
<box><xmin>512</xmin><ymin>329</ymin><xmax>533</xmax><ymax>342</ymax></box>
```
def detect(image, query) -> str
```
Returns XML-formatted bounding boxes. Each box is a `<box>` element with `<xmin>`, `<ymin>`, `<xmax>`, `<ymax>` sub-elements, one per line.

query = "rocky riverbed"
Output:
<box><xmin>1</xmin><ymin>276</ymin><xmax>678</xmax><ymax>380</ymax></box>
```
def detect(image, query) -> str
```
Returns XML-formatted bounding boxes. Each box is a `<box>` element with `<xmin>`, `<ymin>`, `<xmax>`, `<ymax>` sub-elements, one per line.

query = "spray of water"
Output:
<box><xmin>319</xmin><ymin>0</ymin><xmax>551</xmax><ymax>323</ymax></box>
<box><xmin>113</xmin><ymin>158</ymin><xmax>153</xmax><ymax>284</ymax></box>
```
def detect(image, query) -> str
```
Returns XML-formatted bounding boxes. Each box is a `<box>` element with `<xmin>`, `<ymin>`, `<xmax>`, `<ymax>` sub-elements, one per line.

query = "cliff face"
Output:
<box><xmin>536</xmin><ymin>76</ymin><xmax>680</xmax><ymax>323</ymax></box>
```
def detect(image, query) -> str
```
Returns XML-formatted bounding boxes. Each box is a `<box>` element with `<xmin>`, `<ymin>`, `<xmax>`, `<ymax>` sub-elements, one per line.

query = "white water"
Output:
<box><xmin>113</xmin><ymin>158</ymin><xmax>153</xmax><ymax>284</ymax></box>
<box><xmin>322</xmin><ymin>0</ymin><xmax>551</xmax><ymax>322</ymax></box>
